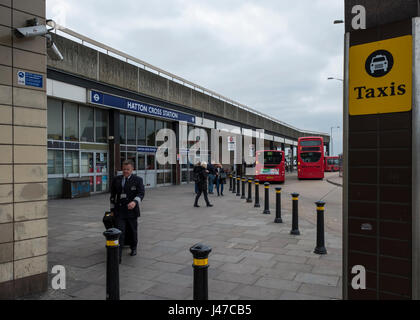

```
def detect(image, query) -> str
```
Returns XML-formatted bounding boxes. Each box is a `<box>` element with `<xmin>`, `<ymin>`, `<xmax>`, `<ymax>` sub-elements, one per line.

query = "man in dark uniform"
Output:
<box><xmin>110</xmin><ymin>160</ymin><xmax>145</xmax><ymax>263</ymax></box>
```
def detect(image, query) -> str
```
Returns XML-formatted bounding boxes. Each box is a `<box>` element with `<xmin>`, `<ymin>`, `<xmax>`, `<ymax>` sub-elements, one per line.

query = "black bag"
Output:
<box><xmin>103</xmin><ymin>211</ymin><xmax>115</xmax><ymax>230</ymax></box>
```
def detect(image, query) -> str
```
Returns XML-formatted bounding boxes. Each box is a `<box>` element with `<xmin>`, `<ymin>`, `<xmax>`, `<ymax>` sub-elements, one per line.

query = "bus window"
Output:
<box><xmin>300</xmin><ymin>152</ymin><xmax>322</xmax><ymax>163</ymax></box>
<box><xmin>300</xmin><ymin>140</ymin><xmax>322</xmax><ymax>147</ymax></box>
<box><xmin>258</xmin><ymin>151</ymin><xmax>283</xmax><ymax>165</ymax></box>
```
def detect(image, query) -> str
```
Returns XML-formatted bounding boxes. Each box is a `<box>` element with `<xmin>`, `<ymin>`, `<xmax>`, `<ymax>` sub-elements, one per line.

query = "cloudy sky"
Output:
<box><xmin>47</xmin><ymin>0</ymin><xmax>345</xmax><ymax>155</ymax></box>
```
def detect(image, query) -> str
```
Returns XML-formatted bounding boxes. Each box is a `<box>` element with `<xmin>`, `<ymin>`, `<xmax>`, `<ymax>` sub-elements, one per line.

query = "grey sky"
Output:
<box><xmin>47</xmin><ymin>0</ymin><xmax>345</xmax><ymax>155</ymax></box>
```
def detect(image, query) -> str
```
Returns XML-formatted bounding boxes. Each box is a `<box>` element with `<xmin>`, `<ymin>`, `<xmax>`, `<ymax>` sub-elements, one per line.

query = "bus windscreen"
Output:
<box><xmin>300</xmin><ymin>140</ymin><xmax>322</xmax><ymax>147</ymax></box>
<box><xmin>300</xmin><ymin>152</ymin><xmax>322</xmax><ymax>163</ymax></box>
<box><xmin>258</xmin><ymin>152</ymin><xmax>283</xmax><ymax>165</ymax></box>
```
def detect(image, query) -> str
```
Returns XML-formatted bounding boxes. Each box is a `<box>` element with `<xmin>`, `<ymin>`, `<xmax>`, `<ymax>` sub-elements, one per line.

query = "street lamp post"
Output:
<box><xmin>330</xmin><ymin>126</ymin><xmax>340</xmax><ymax>156</ymax></box>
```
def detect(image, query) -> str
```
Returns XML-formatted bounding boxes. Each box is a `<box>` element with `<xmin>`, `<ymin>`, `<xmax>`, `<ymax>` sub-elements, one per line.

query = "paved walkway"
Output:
<box><xmin>326</xmin><ymin>172</ymin><xmax>343</xmax><ymax>187</ymax></box>
<box><xmin>26</xmin><ymin>173</ymin><xmax>342</xmax><ymax>300</ymax></box>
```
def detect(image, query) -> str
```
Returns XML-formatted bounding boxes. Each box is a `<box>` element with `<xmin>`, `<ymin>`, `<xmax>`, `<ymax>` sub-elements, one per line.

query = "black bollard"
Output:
<box><xmin>263</xmin><ymin>182</ymin><xmax>271</xmax><ymax>214</ymax></box>
<box><xmin>232</xmin><ymin>175</ymin><xmax>237</xmax><ymax>194</ymax></box>
<box><xmin>236</xmin><ymin>176</ymin><xmax>241</xmax><ymax>196</ymax></box>
<box><xmin>274</xmin><ymin>187</ymin><xmax>283</xmax><ymax>223</ymax></box>
<box><xmin>241</xmin><ymin>177</ymin><xmax>246</xmax><ymax>199</ymax></box>
<box><xmin>103</xmin><ymin>228</ymin><xmax>122</xmax><ymax>300</ymax></box>
<box><xmin>254</xmin><ymin>179</ymin><xmax>261</xmax><ymax>208</ymax></box>
<box><xmin>190</xmin><ymin>243</ymin><xmax>212</xmax><ymax>300</ymax></box>
<box><xmin>229</xmin><ymin>174</ymin><xmax>233</xmax><ymax>191</ymax></box>
<box><xmin>314</xmin><ymin>201</ymin><xmax>327</xmax><ymax>255</ymax></box>
<box><xmin>246</xmin><ymin>178</ymin><xmax>253</xmax><ymax>203</ymax></box>
<box><xmin>290</xmin><ymin>193</ymin><xmax>300</xmax><ymax>235</ymax></box>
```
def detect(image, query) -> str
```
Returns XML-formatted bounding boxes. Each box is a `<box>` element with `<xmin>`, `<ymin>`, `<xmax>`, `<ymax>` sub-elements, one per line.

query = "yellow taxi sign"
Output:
<box><xmin>349</xmin><ymin>35</ymin><xmax>412</xmax><ymax>115</ymax></box>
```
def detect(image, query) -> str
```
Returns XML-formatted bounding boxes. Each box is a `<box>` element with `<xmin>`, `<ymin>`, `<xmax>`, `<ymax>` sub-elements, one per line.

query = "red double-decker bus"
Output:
<box><xmin>255</xmin><ymin>150</ymin><xmax>285</xmax><ymax>183</ymax></box>
<box><xmin>324</xmin><ymin>156</ymin><xmax>339</xmax><ymax>172</ymax></box>
<box><xmin>297</xmin><ymin>137</ymin><xmax>324</xmax><ymax>180</ymax></box>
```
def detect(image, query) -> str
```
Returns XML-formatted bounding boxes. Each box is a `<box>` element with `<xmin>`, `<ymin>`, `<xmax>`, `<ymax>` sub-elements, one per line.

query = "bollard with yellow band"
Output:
<box><xmin>290</xmin><ymin>193</ymin><xmax>300</xmax><ymax>235</ymax></box>
<box><xmin>236</xmin><ymin>176</ymin><xmax>241</xmax><ymax>197</ymax></box>
<box><xmin>274</xmin><ymin>187</ymin><xmax>283</xmax><ymax>223</ymax></box>
<box><xmin>254</xmin><ymin>179</ymin><xmax>261</xmax><ymax>208</ymax></box>
<box><xmin>103</xmin><ymin>228</ymin><xmax>122</xmax><ymax>300</ymax></box>
<box><xmin>229</xmin><ymin>174</ymin><xmax>233</xmax><ymax>191</ymax></box>
<box><xmin>241</xmin><ymin>177</ymin><xmax>246</xmax><ymax>199</ymax></box>
<box><xmin>263</xmin><ymin>182</ymin><xmax>271</xmax><ymax>214</ymax></box>
<box><xmin>232</xmin><ymin>175</ymin><xmax>237</xmax><ymax>194</ymax></box>
<box><xmin>246</xmin><ymin>178</ymin><xmax>253</xmax><ymax>203</ymax></box>
<box><xmin>190</xmin><ymin>243</ymin><xmax>212</xmax><ymax>300</ymax></box>
<box><xmin>314</xmin><ymin>201</ymin><xmax>327</xmax><ymax>255</ymax></box>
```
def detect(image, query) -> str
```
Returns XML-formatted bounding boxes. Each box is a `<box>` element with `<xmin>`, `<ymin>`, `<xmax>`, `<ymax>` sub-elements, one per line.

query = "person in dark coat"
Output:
<box><xmin>194</xmin><ymin>161</ymin><xmax>213</xmax><ymax>208</ymax></box>
<box><xmin>110</xmin><ymin>160</ymin><xmax>145</xmax><ymax>263</ymax></box>
<box><xmin>193</xmin><ymin>161</ymin><xmax>201</xmax><ymax>194</ymax></box>
<box><xmin>215</xmin><ymin>164</ymin><xmax>226</xmax><ymax>196</ymax></box>
<box><xmin>207</xmin><ymin>162</ymin><xmax>217</xmax><ymax>194</ymax></box>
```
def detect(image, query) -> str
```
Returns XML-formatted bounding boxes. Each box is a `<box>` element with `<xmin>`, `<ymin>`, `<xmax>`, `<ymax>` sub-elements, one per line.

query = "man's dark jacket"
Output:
<box><xmin>110</xmin><ymin>175</ymin><xmax>145</xmax><ymax>218</ymax></box>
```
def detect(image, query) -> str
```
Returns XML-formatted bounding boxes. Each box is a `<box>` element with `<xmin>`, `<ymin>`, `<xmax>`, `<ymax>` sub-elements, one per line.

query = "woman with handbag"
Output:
<box><xmin>215</xmin><ymin>164</ymin><xmax>227</xmax><ymax>196</ymax></box>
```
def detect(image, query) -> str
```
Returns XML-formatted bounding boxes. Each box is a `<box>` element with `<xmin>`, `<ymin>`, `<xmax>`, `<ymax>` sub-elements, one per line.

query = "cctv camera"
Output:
<box><xmin>15</xmin><ymin>24</ymin><xmax>48</xmax><ymax>38</ymax></box>
<box><xmin>46</xmin><ymin>34</ymin><xmax>63</xmax><ymax>61</ymax></box>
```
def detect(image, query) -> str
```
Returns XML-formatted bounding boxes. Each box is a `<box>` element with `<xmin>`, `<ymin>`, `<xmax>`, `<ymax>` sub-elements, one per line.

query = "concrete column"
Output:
<box><xmin>0</xmin><ymin>0</ymin><xmax>48</xmax><ymax>298</ymax></box>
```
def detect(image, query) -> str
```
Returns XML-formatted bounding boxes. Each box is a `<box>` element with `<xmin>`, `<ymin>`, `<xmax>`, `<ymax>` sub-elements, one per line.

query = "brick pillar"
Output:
<box><xmin>0</xmin><ymin>0</ymin><xmax>48</xmax><ymax>299</ymax></box>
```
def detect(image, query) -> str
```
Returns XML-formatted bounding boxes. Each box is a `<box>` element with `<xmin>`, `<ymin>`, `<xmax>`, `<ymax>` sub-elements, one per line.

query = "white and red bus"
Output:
<box><xmin>297</xmin><ymin>137</ymin><xmax>324</xmax><ymax>180</ymax></box>
<box><xmin>255</xmin><ymin>150</ymin><xmax>286</xmax><ymax>183</ymax></box>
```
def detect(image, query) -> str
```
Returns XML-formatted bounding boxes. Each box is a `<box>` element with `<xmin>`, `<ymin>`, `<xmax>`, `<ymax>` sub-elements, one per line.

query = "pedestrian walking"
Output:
<box><xmin>215</xmin><ymin>164</ymin><xmax>227</xmax><ymax>196</ymax></box>
<box><xmin>194</xmin><ymin>161</ymin><xmax>213</xmax><ymax>208</ymax></box>
<box><xmin>207</xmin><ymin>162</ymin><xmax>216</xmax><ymax>194</ymax></box>
<box><xmin>110</xmin><ymin>160</ymin><xmax>145</xmax><ymax>263</ymax></box>
<box><xmin>193</xmin><ymin>161</ymin><xmax>201</xmax><ymax>194</ymax></box>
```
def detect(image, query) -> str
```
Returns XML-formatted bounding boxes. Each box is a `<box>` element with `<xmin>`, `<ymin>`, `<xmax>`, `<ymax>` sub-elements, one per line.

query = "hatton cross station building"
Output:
<box><xmin>0</xmin><ymin>0</ymin><xmax>329</xmax><ymax>298</ymax></box>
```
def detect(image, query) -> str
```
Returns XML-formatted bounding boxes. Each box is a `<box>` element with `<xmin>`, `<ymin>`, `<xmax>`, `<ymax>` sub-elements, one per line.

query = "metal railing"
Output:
<box><xmin>54</xmin><ymin>24</ymin><xmax>329</xmax><ymax>138</ymax></box>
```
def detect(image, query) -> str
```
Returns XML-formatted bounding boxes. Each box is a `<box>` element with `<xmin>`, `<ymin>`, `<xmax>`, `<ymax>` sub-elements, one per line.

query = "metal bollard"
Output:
<box><xmin>314</xmin><ymin>201</ymin><xmax>327</xmax><ymax>255</ymax></box>
<box><xmin>236</xmin><ymin>176</ymin><xmax>241</xmax><ymax>197</ymax></box>
<box><xmin>190</xmin><ymin>243</ymin><xmax>212</xmax><ymax>300</ymax></box>
<box><xmin>246</xmin><ymin>178</ymin><xmax>253</xmax><ymax>203</ymax></box>
<box><xmin>274</xmin><ymin>187</ymin><xmax>283</xmax><ymax>223</ymax></box>
<box><xmin>263</xmin><ymin>182</ymin><xmax>271</xmax><ymax>214</ymax></box>
<box><xmin>241</xmin><ymin>177</ymin><xmax>246</xmax><ymax>199</ymax></box>
<box><xmin>254</xmin><ymin>179</ymin><xmax>261</xmax><ymax>208</ymax></box>
<box><xmin>229</xmin><ymin>174</ymin><xmax>233</xmax><ymax>191</ymax></box>
<box><xmin>290</xmin><ymin>193</ymin><xmax>300</xmax><ymax>235</ymax></box>
<box><xmin>232</xmin><ymin>175</ymin><xmax>237</xmax><ymax>194</ymax></box>
<box><xmin>103</xmin><ymin>228</ymin><xmax>122</xmax><ymax>300</ymax></box>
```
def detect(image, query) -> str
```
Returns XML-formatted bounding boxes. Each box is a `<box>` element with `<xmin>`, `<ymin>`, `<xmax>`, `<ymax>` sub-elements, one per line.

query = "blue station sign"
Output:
<box><xmin>137</xmin><ymin>146</ymin><xmax>157</xmax><ymax>153</ymax></box>
<box><xmin>89</xmin><ymin>90</ymin><xmax>196</xmax><ymax>124</ymax></box>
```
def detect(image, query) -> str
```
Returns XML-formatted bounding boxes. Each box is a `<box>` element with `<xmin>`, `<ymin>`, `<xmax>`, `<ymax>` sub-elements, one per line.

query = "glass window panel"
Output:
<box><xmin>81</xmin><ymin>152</ymin><xmax>94</xmax><ymax>174</ymax></box>
<box><xmin>64</xmin><ymin>151</ymin><xmax>79</xmax><ymax>174</ymax></box>
<box><xmin>165</xmin><ymin>170</ymin><xmax>172</xmax><ymax>184</ymax></box>
<box><xmin>119</xmin><ymin>115</ymin><xmax>126</xmax><ymax>145</ymax></box>
<box><xmin>48</xmin><ymin>150</ymin><xmax>63</xmax><ymax>174</ymax></box>
<box><xmin>146</xmin><ymin>119</ymin><xmax>155</xmax><ymax>146</ymax></box>
<box><xmin>47</xmin><ymin>98</ymin><xmax>63</xmax><ymax>140</ymax></box>
<box><xmin>181</xmin><ymin>170</ymin><xmax>187</xmax><ymax>182</ymax></box>
<box><xmin>120</xmin><ymin>152</ymin><xmax>127</xmax><ymax>170</ymax></box>
<box><xmin>96</xmin><ymin>152</ymin><xmax>108</xmax><ymax>173</ymax></box>
<box><xmin>102</xmin><ymin>175</ymin><xmax>108</xmax><ymax>192</ymax></box>
<box><xmin>127</xmin><ymin>115</ymin><xmax>136</xmax><ymax>145</ymax></box>
<box><xmin>127</xmin><ymin>153</ymin><xmax>136</xmax><ymax>170</ymax></box>
<box><xmin>155</xmin><ymin>121</ymin><xmax>163</xmax><ymax>147</ymax></box>
<box><xmin>136</xmin><ymin>117</ymin><xmax>146</xmax><ymax>146</ymax></box>
<box><xmin>137</xmin><ymin>154</ymin><xmax>146</xmax><ymax>170</ymax></box>
<box><xmin>96</xmin><ymin>109</ymin><xmax>108</xmax><ymax>143</ymax></box>
<box><xmin>80</xmin><ymin>106</ymin><xmax>94</xmax><ymax>142</ymax></box>
<box><xmin>96</xmin><ymin>175</ymin><xmax>103</xmax><ymax>192</ymax></box>
<box><xmin>157</xmin><ymin>172</ymin><xmax>164</xmax><ymax>184</ymax></box>
<box><xmin>147</xmin><ymin>154</ymin><xmax>155</xmax><ymax>170</ymax></box>
<box><xmin>48</xmin><ymin>178</ymin><xmax>63</xmax><ymax>199</ymax></box>
<box><xmin>64</xmin><ymin>102</ymin><xmax>78</xmax><ymax>141</ymax></box>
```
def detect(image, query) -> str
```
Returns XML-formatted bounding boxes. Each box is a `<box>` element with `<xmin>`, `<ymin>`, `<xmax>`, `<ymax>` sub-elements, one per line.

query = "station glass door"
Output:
<box><xmin>81</xmin><ymin>151</ymin><xmax>109</xmax><ymax>193</ymax></box>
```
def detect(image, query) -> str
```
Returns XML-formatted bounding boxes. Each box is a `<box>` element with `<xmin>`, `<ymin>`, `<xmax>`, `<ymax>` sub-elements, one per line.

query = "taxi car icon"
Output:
<box><xmin>370</xmin><ymin>54</ymin><xmax>389</xmax><ymax>74</ymax></box>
